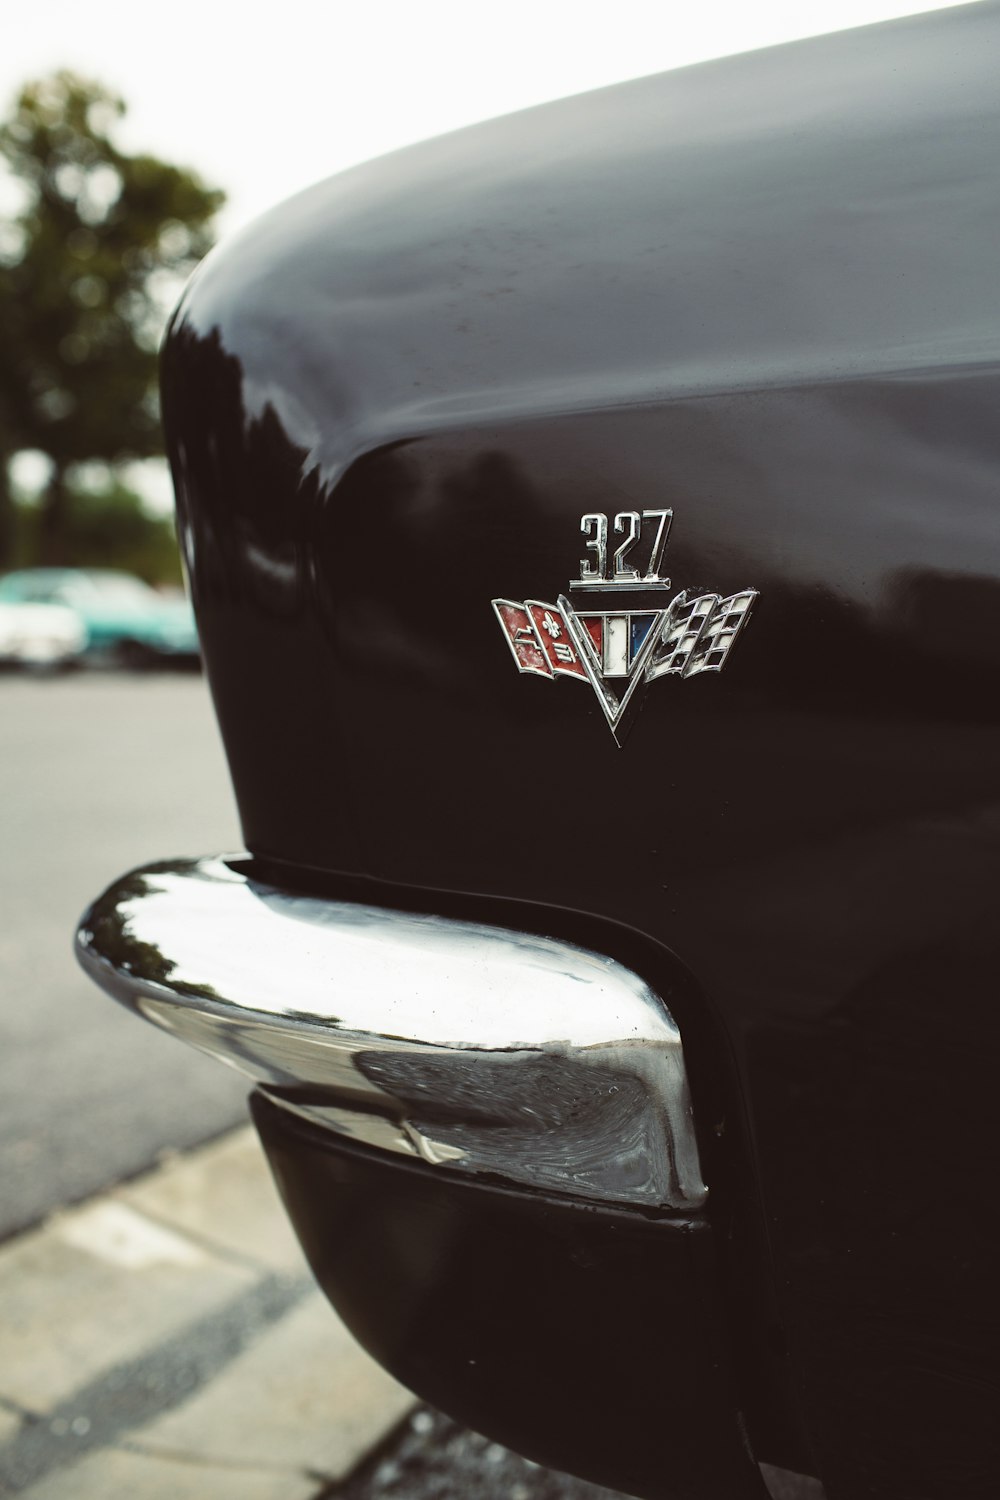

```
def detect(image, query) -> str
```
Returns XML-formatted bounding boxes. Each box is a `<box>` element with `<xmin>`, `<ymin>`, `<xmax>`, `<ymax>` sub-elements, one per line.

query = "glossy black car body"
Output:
<box><xmin>80</xmin><ymin>6</ymin><xmax>1000</xmax><ymax>1498</ymax></box>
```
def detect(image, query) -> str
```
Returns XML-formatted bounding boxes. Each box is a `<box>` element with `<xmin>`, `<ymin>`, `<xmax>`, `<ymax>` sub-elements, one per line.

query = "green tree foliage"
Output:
<box><xmin>11</xmin><ymin>475</ymin><xmax>184</xmax><ymax>585</ymax></box>
<box><xmin>0</xmin><ymin>72</ymin><xmax>224</xmax><ymax>570</ymax></box>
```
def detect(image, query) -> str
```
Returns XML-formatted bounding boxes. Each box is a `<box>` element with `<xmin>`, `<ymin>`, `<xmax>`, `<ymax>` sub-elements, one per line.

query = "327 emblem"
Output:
<box><xmin>492</xmin><ymin>510</ymin><xmax>757</xmax><ymax>746</ymax></box>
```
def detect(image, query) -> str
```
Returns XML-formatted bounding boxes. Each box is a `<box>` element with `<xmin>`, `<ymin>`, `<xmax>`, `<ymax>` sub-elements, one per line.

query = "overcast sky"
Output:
<box><xmin>2</xmin><ymin>0</ymin><xmax>971</xmax><ymax>236</ymax></box>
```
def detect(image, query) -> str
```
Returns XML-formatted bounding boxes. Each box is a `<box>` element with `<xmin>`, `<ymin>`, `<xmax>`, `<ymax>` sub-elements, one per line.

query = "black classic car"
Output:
<box><xmin>77</xmin><ymin>5</ymin><xmax>1000</xmax><ymax>1497</ymax></box>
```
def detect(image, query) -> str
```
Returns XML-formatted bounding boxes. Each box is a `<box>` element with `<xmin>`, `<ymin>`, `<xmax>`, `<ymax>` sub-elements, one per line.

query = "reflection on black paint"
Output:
<box><xmin>165</xmin><ymin>322</ymin><xmax>319</xmax><ymax>620</ymax></box>
<box><xmin>746</xmin><ymin>569</ymin><xmax>1000</xmax><ymax>724</ymax></box>
<box><xmin>314</xmin><ymin>445</ymin><xmax>545</xmax><ymax>694</ymax></box>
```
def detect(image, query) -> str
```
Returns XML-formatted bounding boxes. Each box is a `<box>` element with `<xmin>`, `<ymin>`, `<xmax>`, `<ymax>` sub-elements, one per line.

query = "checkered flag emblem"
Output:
<box><xmin>646</xmin><ymin>591</ymin><xmax>757</xmax><ymax>681</ymax></box>
<box><xmin>492</xmin><ymin>510</ymin><xmax>757</xmax><ymax>745</ymax></box>
<box><xmin>493</xmin><ymin>588</ymin><xmax>756</xmax><ymax>745</ymax></box>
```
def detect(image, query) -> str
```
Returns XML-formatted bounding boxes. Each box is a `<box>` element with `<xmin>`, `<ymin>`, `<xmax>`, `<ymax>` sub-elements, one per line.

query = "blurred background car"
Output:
<box><xmin>0</xmin><ymin>595</ymin><xmax>85</xmax><ymax>668</ymax></box>
<box><xmin>0</xmin><ymin>568</ymin><xmax>199</xmax><ymax>666</ymax></box>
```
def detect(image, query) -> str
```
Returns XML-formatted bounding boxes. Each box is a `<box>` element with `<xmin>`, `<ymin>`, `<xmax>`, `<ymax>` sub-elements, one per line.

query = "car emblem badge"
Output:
<box><xmin>493</xmin><ymin>510</ymin><xmax>758</xmax><ymax>746</ymax></box>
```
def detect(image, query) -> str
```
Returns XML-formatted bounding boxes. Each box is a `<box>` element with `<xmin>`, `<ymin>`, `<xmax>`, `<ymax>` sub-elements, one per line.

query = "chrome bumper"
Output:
<box><xmin>77</xmin><ymin>856</ymin><xmax>707</xmax><ymax>1213</ymax></box>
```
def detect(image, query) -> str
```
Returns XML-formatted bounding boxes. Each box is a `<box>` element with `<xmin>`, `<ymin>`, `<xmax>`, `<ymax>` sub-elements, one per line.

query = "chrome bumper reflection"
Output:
<box><xmin>76</xmin><ymin>857</ymin><xmax>707</xmax><ymax>1212</ymax></box>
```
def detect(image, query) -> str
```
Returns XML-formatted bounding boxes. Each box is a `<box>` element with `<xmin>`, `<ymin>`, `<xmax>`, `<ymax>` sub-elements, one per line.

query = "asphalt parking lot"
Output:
<box><xmin>0</xmin><ymin>672</ymin><xmax>247</xmax><ymax>1241</ymax></box>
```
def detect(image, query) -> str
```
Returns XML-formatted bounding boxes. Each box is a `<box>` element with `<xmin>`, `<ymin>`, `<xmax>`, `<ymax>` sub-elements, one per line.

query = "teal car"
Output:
<box><xmin>0</xmin><ymin>569</ymin><xmax>200</xmax><ymax>665</ymax></box>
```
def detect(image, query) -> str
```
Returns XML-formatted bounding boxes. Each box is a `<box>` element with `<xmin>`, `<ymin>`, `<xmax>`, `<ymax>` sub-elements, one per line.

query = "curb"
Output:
<box><xmin>0</xmin><ymin>1126</ymin><xmax>415</xmax><ymax>1497</ymax></box>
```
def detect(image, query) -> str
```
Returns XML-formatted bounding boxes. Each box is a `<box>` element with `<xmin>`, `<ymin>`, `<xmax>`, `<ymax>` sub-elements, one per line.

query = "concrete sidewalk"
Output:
<box><xmin>0</xmin><ymin>1128</ymin><xmax>415</xmax><ymax>1497</ymax></box>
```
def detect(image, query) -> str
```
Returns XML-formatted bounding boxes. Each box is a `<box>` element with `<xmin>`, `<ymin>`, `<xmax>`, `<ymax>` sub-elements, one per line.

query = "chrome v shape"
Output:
<box><xmin>557</xmin><ymin>595</ymin><xmax>667</xmax><ymax>748</ymax></box>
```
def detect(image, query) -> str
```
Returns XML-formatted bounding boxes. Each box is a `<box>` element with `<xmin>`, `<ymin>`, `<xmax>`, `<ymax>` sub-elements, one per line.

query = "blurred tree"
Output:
<box><xmin>0</xmin><ymin>72</ymin><xmax>224</xmax><ymax>568</ymax></box>
<box><xmin>12</xmin><ymin>473</ymin><xmax>184</xmax><ymax>584</ymax></box>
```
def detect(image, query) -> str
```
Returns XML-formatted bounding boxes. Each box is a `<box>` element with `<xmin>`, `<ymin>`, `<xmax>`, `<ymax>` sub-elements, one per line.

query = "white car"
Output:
<box><xmin>0</xmin><ymin>599</ymin><xmax>86</xmax><ymax>668</ymax></box>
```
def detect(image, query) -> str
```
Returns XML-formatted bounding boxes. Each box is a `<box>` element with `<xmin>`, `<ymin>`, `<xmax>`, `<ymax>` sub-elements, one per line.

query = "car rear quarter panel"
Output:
<box><xmin>163</xmin><ymin>7</ymin><xmax>1000</xmax><ymax>1494</ymax></box>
